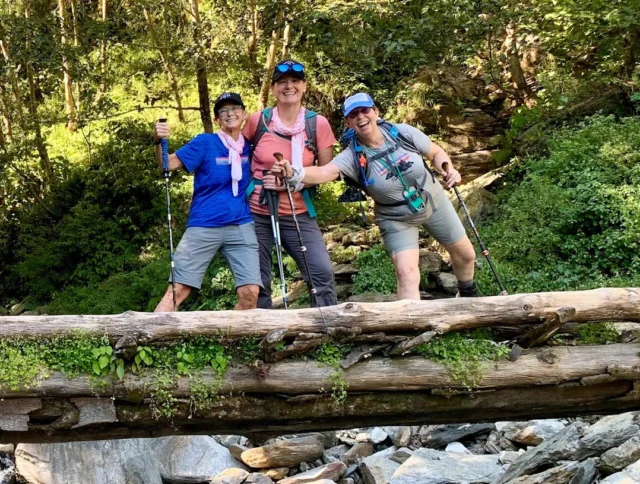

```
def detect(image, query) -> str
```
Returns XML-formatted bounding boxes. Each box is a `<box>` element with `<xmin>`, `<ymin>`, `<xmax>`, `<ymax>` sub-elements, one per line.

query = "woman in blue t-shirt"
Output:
<box><xmin>152</xmin><ymin>92</ymin><xmax>262</xmax><ymax>311</ymax></box>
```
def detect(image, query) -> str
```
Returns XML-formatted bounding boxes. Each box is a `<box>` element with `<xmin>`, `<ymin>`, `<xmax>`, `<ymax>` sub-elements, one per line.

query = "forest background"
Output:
<box><xmin>0</xmin><ymin>0</ymin><xmax>638</xmax><ymax>315</ymax></box>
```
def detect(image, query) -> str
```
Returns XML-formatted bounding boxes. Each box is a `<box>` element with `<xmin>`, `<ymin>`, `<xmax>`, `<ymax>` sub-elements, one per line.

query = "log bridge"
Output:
<box><xmin>0</xmin><ymin>288</ymin><xmax>639</xmax><ymax>443</ymax></box>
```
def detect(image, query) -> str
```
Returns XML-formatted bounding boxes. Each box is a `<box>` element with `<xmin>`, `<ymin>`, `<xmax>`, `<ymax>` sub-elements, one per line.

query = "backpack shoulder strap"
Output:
<box><xmin>304</xmin><ymin>110</ymin><xmax>318</xmax><ymax>159</ymax></box>
<box><xmin>252</xmin><ymin>108</ymin><xmax>273</xmax><ymax>148</ymax></box>
<box><xmin>378</xmin><ymin>120</ymin><xmax>419</xmax><ymax>153</ymax></box>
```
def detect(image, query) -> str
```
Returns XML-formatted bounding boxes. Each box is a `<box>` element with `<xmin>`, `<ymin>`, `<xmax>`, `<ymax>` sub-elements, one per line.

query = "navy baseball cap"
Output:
<box><xmin>342</xmin><ymin>92</ymin><xmax>375</xmax><ymax>117</ymax></box>
<box><xmin>213</xmin><ymin>92</ymin><xmax>245</xmax><ymax>116</ymax></box>
<box><xmin>272</xmin><ymin>59</ymin><xmax>306</xmax><ymax>84</ymax></box>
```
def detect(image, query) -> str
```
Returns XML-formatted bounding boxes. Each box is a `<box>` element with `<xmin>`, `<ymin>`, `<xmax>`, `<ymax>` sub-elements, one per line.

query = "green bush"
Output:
<box><xmin>352</xmin><ymin>244</ymin><xmax>396</xmax><ymax>294</ymax></box>
<box><xmin>477</xmin><ymin>115</ymin><xmax>640</xmax><ymax>294</ymax></box>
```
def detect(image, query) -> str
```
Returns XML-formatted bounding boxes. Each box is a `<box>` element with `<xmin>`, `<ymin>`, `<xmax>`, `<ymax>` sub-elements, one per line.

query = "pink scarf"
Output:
<box><xmin>218</xmin><ymin>131</ymin><xmax>245</xmax><ymax>197</ymax></box>
<box><xmin>271</xmin><ymin>107</ymin><xmax>306</xmax><ymax>169</ymax></box>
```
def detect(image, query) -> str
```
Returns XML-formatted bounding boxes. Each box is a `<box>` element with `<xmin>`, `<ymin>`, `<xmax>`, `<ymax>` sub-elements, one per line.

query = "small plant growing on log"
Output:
<box><xmin>314</xmin><ymin>343</ymin><xmax>349</xmax><ymax>404</ymax></box>
<box><xmin>577</xmin><ymin>323</ymin><xmax>618</xmax><ymax>345</ymax></box>
<box><xmin>415</xmin><ymin>329</ymin><xmax>510</xmax><ymax>388</ymax></box>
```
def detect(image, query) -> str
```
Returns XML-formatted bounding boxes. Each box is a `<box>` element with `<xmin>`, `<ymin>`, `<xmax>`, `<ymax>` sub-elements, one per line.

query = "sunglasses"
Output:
<box><xmin>347</xmin><ymin>107</ymin><xmax>373</xmax><ymax>120</ymax></box>
<box><xmin>276</xmin><ymin>62</ymin><xmax>304</xmax><ymax>73</ymax></box>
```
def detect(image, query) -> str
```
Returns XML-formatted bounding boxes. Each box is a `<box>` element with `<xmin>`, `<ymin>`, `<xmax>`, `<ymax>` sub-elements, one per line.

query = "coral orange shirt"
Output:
<box><xmin>242</xmin><ymin>110</ymin><xmax>337</xmax><ymax>216</ymax></box>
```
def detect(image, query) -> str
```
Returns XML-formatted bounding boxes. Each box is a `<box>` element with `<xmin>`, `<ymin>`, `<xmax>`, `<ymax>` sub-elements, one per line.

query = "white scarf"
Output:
<box><xmin>271</xmin><ymin>107</ymin><xmax>306</xmax><ymax>168</ymax></box>
<box><xmin>217</xmin><ymin>131</ymin><xmax>245</xmax><ymax>197</ymax></box>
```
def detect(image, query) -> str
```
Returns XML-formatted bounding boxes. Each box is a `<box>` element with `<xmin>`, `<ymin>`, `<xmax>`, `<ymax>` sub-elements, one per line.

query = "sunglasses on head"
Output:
<box><xmin>347</xmin><ymin>107</ymin><xmax>373</xmax><ymax>120</ymax></box>
<box><xmin>276</xmin><ymin>62</ymin><xmax>304</xmax><ymax>73</ymax></box>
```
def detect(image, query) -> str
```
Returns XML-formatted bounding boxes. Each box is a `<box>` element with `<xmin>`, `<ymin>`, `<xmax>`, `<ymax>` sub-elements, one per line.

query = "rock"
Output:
<box><xmin>601</xmin><ymin>458</ymin><xmax>640</xmax><ymax>483</ymax></box>
<box><xmin>368</xmin><ymin>428</ymin><xmax>388</xmax><ymax>444</ymax></box>
<box><xmin>210</xmin><ymin>468</ymin><xmax>250</xmax><ymax>484</ymax></box>
<box><xmin>157</xmin><ymin>436</ymin><xmax>248</xmax><ymax>479</ymax></box>
<box><xmin>342</xmin><ymin>443</ymin><xmax>374</xmax><ymax>465</ymax></box>
<box><xmin>499</xmin><ymin>450</ymin><xmax>524</xmax><ymax>465</ymax></box>
<box><xmin>0</xmin><ymin>453</ymin><xmax>15</xmax><ymax>484</ymax></box>
<box><xmin>346</xmin><ymin>294</ymin><xmax>396</xmax><ymax>303</ymax></box>
<box><xmin>258</xmin><ymin>467</ymin><xmax>289</xmax><ymax>480</ymax></box>
<box><xmin>229</xmin><ymin>444</ymin><xmax>249</xmax><ymax>461</ymax></box>
<box><xmin>16</xmin><ymin>436</ymin><xmax>244</xmax><ymax>484</ymax></box>
<box><xmin>217</xmin><ymin>436</ymin><xmax>249</xmax><ymax>448</ymax></box>
<box><xmin>303</xmin><ymin>480</ymin><xmax>334</xmax><ymax>484</ymax></box>
<box><xmin>299</xmin><ymin>462</ymin><xmax>313</xmax><ymax>472</ymax></box>
<box><xmin>382</xmin><ymin>427</ymin><xmax>411</xmax><ymax>448</ymax></box>
<box><xmin>0</xmin><ymin>445</ymin><xmax>13</xmax><ymax>454</ymax></box>
<box><xmin>241</xmin><ymin>437</ymin><xmax>324</xmax><ymax>469</ymax></box>
<box><xmin>506</xmin><ymin>458</ymin><xmax>597</xmax><ymax>484</ymax></box>
<box><xmin>445</xmin><ymin>442</ymin><xmax>471</xmax><ymax>454</ymax></box>
<box><xmin>599</xmin><ymin>435</ymin><xmax>640</xmax><ymax>474</ymax></box>
<box><xmin>419</xmin><ymin>423</ymin><xmax>495</xmax><ymax>448</ymax></box>
<box><xmin>390</xmin><ymin>448</ymin><xmax>505</xmax><ymax>484</ymax></box>
<box><xmin>436</xmin><ymin>273</ymin><xmax>458</xmax><ymax>294</ymax></box>
<box><xmin>501</xmin><ymin>420</ymin><xmax>566</xmax><ymax>446</ymax></box>
<box><xmin>358</xmin><ymin>448</ymin><xmax>399</xmax><ymax>484</ymax></box>
<box><xmin>389</xmin><ymin>448</ymin><xmax>413</xmax><ymax>465</ymax></box>
<box><xmin>279</xmin><ymin>462</ymin><xmax>346</xmax><ymax>484</ymax></box>
<box><xmin>496</xmin><ymin>413</ymin><xmax>640</xmax><ymax>483</ymax></box>
<box><xmin>418</xmin><ymin>249</ymin><xmax>444</xmax><ymax>274</ymax></box>
<box><xmin>245</xmin><ymin>473</ymin><xmax>274</xmax><ymax>484</ymax></box>
<box><xmin>324</xmin><ymin>445</ymin><xmax>350</xmax><ymax>462</ymax></box>
<box><xmin>337</xmin><ymin>479</ymin><xmax>354</xmax><ymax>484</ymax></box>
<box><xmin>16</xmin><ymin>440</ymin><xmax>161</xmax><ymax>484</ymax></box>
<box><xmin>332</xmin><ymin>264</ymin><xmax>358</xmax><ymax>276</ymax></box>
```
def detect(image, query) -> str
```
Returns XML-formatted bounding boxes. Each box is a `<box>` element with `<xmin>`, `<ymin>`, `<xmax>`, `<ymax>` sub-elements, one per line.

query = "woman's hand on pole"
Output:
<box><xmin>154</xmin><ymin>121</ymin><xmax>170</xmax><ymax>142</ymax></box>
<box><xmin>262</xmin><ymin>173</ymin><xmax>286</xmax><ymax>191</ymax></box>
<box><xmin>270</xmin><ymin>158</ymin><xmax>294</xmax><ymax>179</ymax></box>
<box><xmin>441</xmin><ymin>162</ymin><xmax>462</xmax><ymax>189</ymax></box>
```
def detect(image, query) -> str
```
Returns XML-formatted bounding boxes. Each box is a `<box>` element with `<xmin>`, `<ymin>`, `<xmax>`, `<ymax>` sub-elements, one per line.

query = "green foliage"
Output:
<box><xmin>314</xmin><ymin>181</ymin><xmax>363</xmax><ymax>227</ymax></box>
<box><xmin>477</xmin><ymin>115</ymin><xmax>640</xmax><ymax>295</ymax></box>
<box><xmin>352</xmin><ymin>245</ymin><xmax>396</xmax><ymax>295</ymax></box>
<box><xmin>577</xmin><ymin>323</ymin><xmax>619</xmax><ymax>345</ymax></box>
<box><xmin>314</xmin><ymin>343</ymin><xmax>349</xmax><ymax>403</ymax></box>
<box><xmin>415</xmin><ymin>329</ymin><xmax>510</xmax><ymax>387</ymax></box>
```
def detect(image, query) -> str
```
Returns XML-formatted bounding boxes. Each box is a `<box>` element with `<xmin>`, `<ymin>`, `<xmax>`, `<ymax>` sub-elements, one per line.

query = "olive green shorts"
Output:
<box><xmin>378</xmin><ymin>196</ymin><xmax>466</xmax><ymax>255</ymax></box>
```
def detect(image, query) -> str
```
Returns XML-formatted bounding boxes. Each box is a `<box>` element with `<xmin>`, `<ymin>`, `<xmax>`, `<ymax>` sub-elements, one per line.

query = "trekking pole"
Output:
<box><xmin>158</xmin><ymin>118</ymin><xmax>177</xmax><ymax>310</ymax></box>
<box><xmin>262</xmin><ymin>170</ymin><xmax>288</xmax><ymax>308</ymax></box>
<box><xmin>273</xmin><ymin>153</ymin><xmax>318</xmax><ymax>306</ymax></box>
<box><xmin>442</xmin><ymin>162</ymin><xmax>508</xmax><ymax>296</ymax></box>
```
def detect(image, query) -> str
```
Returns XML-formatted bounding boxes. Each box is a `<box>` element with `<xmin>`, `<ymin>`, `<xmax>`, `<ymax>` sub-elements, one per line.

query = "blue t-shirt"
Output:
<box><xmin>175</xmin><ymin>133</ymin><xmax>253</xmax><ymax>228</ymax></box>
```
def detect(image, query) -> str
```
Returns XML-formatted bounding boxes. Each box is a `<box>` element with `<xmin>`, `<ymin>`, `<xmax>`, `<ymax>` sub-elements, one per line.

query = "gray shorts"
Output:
<box><xmin>170</xmin><ymin>224</ymin><xmax>262</xmax><ymax>289</ymax></box>
<box><xmin>378</xmin><ymin>196</ymin><xmax>466</xmax><ymax>255</ymax></box>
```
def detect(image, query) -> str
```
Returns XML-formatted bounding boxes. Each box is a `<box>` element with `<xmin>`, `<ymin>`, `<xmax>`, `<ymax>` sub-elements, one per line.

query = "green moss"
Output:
<box><xmin>415</xmin><ymin>329</ymin><xmax>511</xmax><ymax>388</ymax></box>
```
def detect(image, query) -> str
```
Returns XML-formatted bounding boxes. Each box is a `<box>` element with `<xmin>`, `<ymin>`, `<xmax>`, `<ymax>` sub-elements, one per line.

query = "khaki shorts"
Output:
<box><xmin>170</xmin><ymin>224</ymin><xmax>262</xmax><ymax>289</ymax></box>
<box><xmin>378</xmin><ymin>196</ymin><xmax>466</xmax><ymax>255</ymax></box>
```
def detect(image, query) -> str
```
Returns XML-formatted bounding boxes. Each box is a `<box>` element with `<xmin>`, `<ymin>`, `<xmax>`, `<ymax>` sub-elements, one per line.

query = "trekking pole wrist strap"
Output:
<box><xmin>288</xmin><ymin>165</ymin><xmax>306</xmax><ymax>186</ymax></box>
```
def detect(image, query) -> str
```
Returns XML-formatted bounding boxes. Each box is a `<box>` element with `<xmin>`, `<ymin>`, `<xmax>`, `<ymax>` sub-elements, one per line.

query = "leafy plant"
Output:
<box><xmin>352</xmin><ymin>245</ymin><xmax>396</xmax><ymax>295</ymax></box>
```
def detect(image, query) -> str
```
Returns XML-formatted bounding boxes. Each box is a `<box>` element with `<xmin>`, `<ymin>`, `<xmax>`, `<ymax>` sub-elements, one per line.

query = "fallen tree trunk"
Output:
<box><xmin>1</xmin><ymin>288</ymin><xmax>638</xmax><ymax>342</ymax></box>
<box><xmin>0</xmin><ymin>344</ymin><xmax>640</xmax><ymax>442</ymax></box>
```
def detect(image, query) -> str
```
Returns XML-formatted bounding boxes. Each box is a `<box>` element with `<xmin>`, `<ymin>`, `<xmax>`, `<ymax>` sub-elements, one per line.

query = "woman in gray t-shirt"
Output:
<box><xmin>271</xmin><ymin>92</ymin><xmax>479</xmax><ymax>299</ymax></box>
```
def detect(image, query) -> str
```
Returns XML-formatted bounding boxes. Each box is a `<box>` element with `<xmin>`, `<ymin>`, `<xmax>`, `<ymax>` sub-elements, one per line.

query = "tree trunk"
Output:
<box><xmin>0</xmin><ymin>343</ymin><xmax>639</xmax><ymax>443</ymax></box>
<box><xmin>98</xmin><ymin>0</ymin><xmax>108</xmax><ymax>95</ymax></box>
<box><xmin>0</xmin><ymin>40</ymin><xmax>27</xmax><ymax>133</ymax></box>
<box><xmin>258</xmin><ymin>7</ymin><xmax>284</xmax><ymax>109</ymax></box>
<box><xmin>58</xmin><ymin>0</ymin><xmax>77</xmax><ymax>131</ymax></box>
<box><xmin>247</xmin><ymin>0</ymin><xmax>258</xmax><ymax>60</ymax></box>
<box><xmin>0</xmin><ymin>288</ymin><xmax>638</xmax><ymax>341</ymax></box>
<box><xmin>0</xmin><ymin>83</ymin><xmax>12</xmax><ymax>143</ymax></box>
<box><xmin>143</xmin><ymin>8</ymin><xmax>185</xmax><ymax>122</ymax></box>
<box><xmin>69</xmin><ymin>0</ymin><xmax>81</xmax><ymax>114</ymax></box>
<box><xmin>187</xmin><ymin>0</ymin><xmax>212</xmax><ymax>133</ymax></box>
<box><xmin>504</xmin><ymin>24</ymin><xmax>537</xmax><ymax>105</ymax></box>
<box><xmin>25</xmin><ymin>0</ymin><xmax>53</xmax><ymax>185</ymax></box>
<box><xmin>281</xmin><ymin>0</ymin><xmax>291</xmax><ymax>58</ymax></box>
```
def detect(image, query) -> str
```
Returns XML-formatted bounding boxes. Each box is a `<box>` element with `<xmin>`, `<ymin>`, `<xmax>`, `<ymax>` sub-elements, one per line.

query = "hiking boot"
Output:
<box><xmin>457</xmin><ymin>281</ymin><xmax>479</xmax><ymax>298</ymax></box>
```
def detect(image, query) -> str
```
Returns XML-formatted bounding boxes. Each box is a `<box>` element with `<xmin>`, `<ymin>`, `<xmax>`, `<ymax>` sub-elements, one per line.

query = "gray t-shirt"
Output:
<box><xmin>331</xmin><ymin>123</ymin><xmax>446</xmax><ymax>221</ymax></box>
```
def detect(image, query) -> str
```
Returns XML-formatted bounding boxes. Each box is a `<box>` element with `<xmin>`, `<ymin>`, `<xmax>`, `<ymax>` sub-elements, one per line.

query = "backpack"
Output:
<box><xmin>338</xmin><ymin>119</ymin><xmax>436</xmax><ymax>204</ymax></box>
<box><xmin>246</xmin><ymin>108</ymin><xmax>320</xmax><ymax>217</ymax></box>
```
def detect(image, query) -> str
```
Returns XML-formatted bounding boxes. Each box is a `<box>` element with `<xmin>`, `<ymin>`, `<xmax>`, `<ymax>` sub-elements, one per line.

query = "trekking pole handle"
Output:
<box><xmin>158</xmin><ymin>118</ymin><xmax>169</xmax><ymax>172</ymax></box>
<box><xmin>273</xmin><ymin>152</ymin><xmax>285</xmax><ymax>187</ymax></box>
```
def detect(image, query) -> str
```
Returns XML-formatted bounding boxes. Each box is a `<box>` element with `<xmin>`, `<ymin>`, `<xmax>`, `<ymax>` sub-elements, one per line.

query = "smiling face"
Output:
<box><xmin>215</xmin><ymin>102</ymin><xmax>246</xmax><ymax>132</ymax></box>
<box><xmin>271</xmin><ymin>75</ymin><xmax>306</xmax><ymax>107</ymax></box>
<box><xmin>345</xmin><ymin>106</ymin><xmax>380</xmax><ymax>138</ymax></box>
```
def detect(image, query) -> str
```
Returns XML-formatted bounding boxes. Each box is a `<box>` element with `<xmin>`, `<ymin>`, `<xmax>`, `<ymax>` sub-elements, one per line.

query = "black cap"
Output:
<box><xmin>271</xmin><ymin>59</ymin><xmax>306</xmax><ymax>84</ymax></box>
<box><xmin>213</xmin><ymin>92</ymin><xmax>245</xmax><ymax>117</ymax></box>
